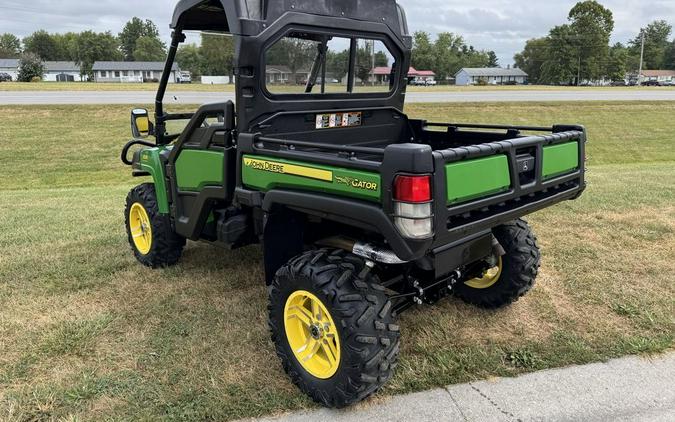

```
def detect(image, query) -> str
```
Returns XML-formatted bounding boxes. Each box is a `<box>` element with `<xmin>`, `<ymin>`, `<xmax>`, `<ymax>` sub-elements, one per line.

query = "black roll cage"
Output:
<box><xmin>154</xmin><ymin>29</ymin><xmax>189</xmax><ymax>145</ymax></box>
<box><xmin>151</xmin><ymin>0</ymin><xmax>412</xmax><ymax>145</ymax></box>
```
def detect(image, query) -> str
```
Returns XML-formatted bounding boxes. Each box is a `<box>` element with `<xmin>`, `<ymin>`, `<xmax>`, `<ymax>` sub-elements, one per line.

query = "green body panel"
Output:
<box><xmin>242</xmin><ymin>155</ymin><xmax>381</xmax><ymax>202</ymax></box>
<box><xmin>446</xmin><ymin>155</ymin><xmax>511</xmax><ymax>205</ymax></box>
<box><xmin>175</xmin><ymin>150</ymin><xmax>225</xmax><ymax>191</ymax></box>
<box><xmin>542</xmin><ymin>141</ymin><xmax>580</xmax><ymax>179</ymax></box>
<box><xmin>138</xmin><ymin>147</ymin><xmax>171</xmax><ymax>214</ymax></box>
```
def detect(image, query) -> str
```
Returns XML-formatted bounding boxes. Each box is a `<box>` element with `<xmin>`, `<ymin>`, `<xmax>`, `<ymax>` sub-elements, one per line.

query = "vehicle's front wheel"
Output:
<box><xmin>268</xmin><ymin>249</ymin><xmax>400</xmax><ymax>408</ymax></box>
<box><xmin>125</xmin><ymin>183</ymin><xmax>185</xmax><ymax>268</ymax></box>
<box><xmin>454</xmin><ymin>219</ymin><xmax>541</xmax><ymax>309</ymax></box>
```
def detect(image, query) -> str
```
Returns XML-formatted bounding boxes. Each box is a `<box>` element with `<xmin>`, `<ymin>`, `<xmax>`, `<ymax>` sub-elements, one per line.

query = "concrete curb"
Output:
<box><xmin>243</xmin><ymin>353</ymin><xmax>675</xmax><ymax>422</ymax></box>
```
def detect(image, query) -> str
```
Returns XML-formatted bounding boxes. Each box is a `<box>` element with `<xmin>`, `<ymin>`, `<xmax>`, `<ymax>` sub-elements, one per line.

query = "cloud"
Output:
<box><xmin>1</xmin><ymin>0</ymin><xmax>673</xmax><ymax>65</ymax></box>
<box><xmin>398</xmin><ymin>0</ymin><xmax>675</xmax><ymax>64</ymax></box>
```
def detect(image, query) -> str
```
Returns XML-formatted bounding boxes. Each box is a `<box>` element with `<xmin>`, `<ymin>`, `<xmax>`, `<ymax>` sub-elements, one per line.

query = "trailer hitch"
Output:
<box><xmin>390</xmin><ymin>270</ymin><xmax>462</xmax><ymax>313</ymax></box>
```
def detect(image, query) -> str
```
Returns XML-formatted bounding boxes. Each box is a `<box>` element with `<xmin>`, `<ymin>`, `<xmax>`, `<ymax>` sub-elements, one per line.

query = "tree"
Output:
<box><xmin>460</xmin><ymin>45</ymin><xmax>491</xmax><ymax>69</ymax></box>
<box><xmin>412</xmin><ymin>32</ymin><xmax>492</xmax><ymax>82</ymax></box>
<box><xmin>119</xmin><ymin>17</ymin><xmax>161</xmax><ymax>61</ymax></box>
<box><xmin>540</xmin><ymin>24</ymin><xmax>579</xmax><ymax>85</ymax></box>
<box><xmin>264</xmin><ymin>37</ymin><xmax>313</xmax><ymax>83</ymax></box>
<box><xmin>432</xmin><ymin>32</ymin><xmax>465</xmax><ymax>81</ymax></box>
<box><xmin>23</xmin><ymin>30</ymin><xmax>59</xmax><ymax>61</ymax></box>
<box><xmin>200</xmin><ymin>33</ymin><xmax>236</xmax><ymax>78</ymax></box>
<box><xmin>52</xmin><ymin>32</ymin><xmax>80</xmax><ymax>61</ymax></box>
<box><xmin>374</xmin><ymin>51</ymin><xmax>389</xmax><ymax>67</ymax></box>
<box><xmin>567</xmin><ymin>0</ymin><xmax>614</xmax><ymax>82</ymax></box>
<box><xmin>514</xmin><ymin>37</ymin><xmax>550</xmax><ymax>84</ymax></box>
<box><xmin>487</xmin><ymin>51</ymin><xmax>499</xmax><ymax>67</ymax></box>
<box><xmin>133</xmin><ymin>36</ymin><xmax>166</xmax><ymax>61</ymax></box>
<box><xmin>665</xmin><ymin>39</ymin><xmax>675</xmax><ymax>70</ymax></box>
<box><xmin>411</xmin><ymin>31</ymin><xmax>436</xmax><ymax>71</ymax></box>
<box><xmin>74</xmin><ymin>31</ymin><xmax>122</xmax><ymax>79</ymax></box>
<box><xmin>17</xmin><ymin>52</ymin><xmax>45</xmax><ymax>82</ymax></box>
<box><xmin>177</xmin><ymin>44</ymin><xmax>202</xmax><ymax>78</ymax></box>
<box><xmin>0</xmin><ymin>33</ymin><xmax>21</xmax><ymax>58</ymax></box>
<box><xmin>355</xmin><ymin>44</ymin><xmax>374</xmax><ymax>83</ymax></box>
<box><xmin>629</xmin><ymin>20</ymin><xmax>673</xmax><ymax>70</ymax></box>
<box><xmin>606</xmin><ymin>43</ymin><xmax>628</xmax><ymax>81</ymax></box>
<box><xmin>326</xmin><ymin>49</ymin><xmax>350</xmax><ymax>83</ymax></box>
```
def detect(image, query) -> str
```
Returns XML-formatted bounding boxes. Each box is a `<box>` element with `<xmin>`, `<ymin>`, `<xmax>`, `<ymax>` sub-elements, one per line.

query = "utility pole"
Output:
<box><xmin>638</xmin><ymin>32</ymin><xmax>645</xmax><ymax>83</ymax></box>
<box><xmin>371</xmin><ymin>39</ymin><xmax>376</xmax><ymax>86</ymax></box>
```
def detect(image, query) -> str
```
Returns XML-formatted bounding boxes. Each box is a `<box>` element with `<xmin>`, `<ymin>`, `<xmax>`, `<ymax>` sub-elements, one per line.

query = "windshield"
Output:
<box><xmin>265</xmin><ymin>30</ymin><xmax>397</xmax><ymax>96</ymax></box>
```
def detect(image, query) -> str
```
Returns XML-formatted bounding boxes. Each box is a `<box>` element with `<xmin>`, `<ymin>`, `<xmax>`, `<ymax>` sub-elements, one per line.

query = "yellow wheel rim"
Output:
<box><xmin>465</xmin><ymin>257</ymin><xmax>503</xmax><ymax>289</ymax></box>
<box><xmin>284</xmin><ymin>290</ymin><xmax>341</xmax><ymax>379</ymax></box>
<box><xmin>129</xmin><ymin>203</ymin><xmax>153</xmax><ymax>255</ymax></box>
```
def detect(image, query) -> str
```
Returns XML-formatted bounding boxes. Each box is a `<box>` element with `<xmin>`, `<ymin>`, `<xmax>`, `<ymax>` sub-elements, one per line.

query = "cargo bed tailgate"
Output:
<box><xmin>430</xmin><ymin>125</ymin><xmax>586</xmax><ymax>246</ymax></box>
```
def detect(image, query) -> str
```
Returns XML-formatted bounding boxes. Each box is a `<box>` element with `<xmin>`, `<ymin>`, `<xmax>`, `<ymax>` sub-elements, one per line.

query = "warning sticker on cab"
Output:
<box><xmin>315</xmin><ymin>112</ymin><xmax>362</xmax><ymax>129</ymax></box>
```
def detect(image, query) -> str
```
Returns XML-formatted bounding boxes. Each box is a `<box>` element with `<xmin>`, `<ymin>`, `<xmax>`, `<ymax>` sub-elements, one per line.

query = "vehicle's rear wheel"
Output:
<box><xmin>125</xmin><ymin>183</ymin><xmax>185</xmax><ymax>268</ymax></box>
<box><xmin>268</xmin><ymin>249</ymin><xmax>400</xmax><ymax>408</ymax></box>
<box><xmin>454</xmin><ymin>219</ymin><xmax>540</xmax><ymax>309</ymax></box>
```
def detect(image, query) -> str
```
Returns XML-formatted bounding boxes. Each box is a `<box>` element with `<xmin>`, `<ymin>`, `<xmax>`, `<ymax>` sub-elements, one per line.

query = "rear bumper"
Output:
<box><xmin>428</xmin><ymin>127</ymin><xmax>586</xmax><ymax>250</ymax></box>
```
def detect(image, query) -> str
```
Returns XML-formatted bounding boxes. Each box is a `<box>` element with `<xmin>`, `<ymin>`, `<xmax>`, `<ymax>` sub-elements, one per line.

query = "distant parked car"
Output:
<box><xmin>641</xmin><ymin>80</ymin><xmax>662</xmax><ymax>86</ymax></box>
<box><xmin>176</xmin><ymin>71</ymin><xmax>192</xmax><ymax>84</ymax></box>
<box><xmin>610</xmin><ymin>80</ymin><xmax>627</xmax><ymax>86</ymax></box>
<box><xmin>0</xmin><ymin>73</ymin><xmax>12</xmax><ymax>82</ymax></box>
<box><xmin>410</xmin><ymin>79</ymin><xmax>437</xmax><ymax>86</ymax></box>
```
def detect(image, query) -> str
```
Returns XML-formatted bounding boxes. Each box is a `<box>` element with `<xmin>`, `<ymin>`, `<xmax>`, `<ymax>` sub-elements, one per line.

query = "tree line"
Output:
<box><xmin>411</xmin><ymin>32</ymin><xmax>498</xmax><ymax>81</ymax></box>
<box><xmin>514</xmin><ymin>1</ymin><xmax>675</xmax><ymax>85</ymax></box>
<box><xmin>0</xmin><ymin>18</ymin><xmax>168</xmax><ymax>80</ymax></box>
<box><xmin>2</xmin><ymin>2</ymin><xmax>673</xmax><ymax>85</ymax></box>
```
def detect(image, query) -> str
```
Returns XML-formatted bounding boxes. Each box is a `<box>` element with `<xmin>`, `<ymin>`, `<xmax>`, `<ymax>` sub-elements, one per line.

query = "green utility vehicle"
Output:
<box><xmin>121</xmin><ymin>0</ymin><xmax>586</xmax><ymax>407</ymax></box>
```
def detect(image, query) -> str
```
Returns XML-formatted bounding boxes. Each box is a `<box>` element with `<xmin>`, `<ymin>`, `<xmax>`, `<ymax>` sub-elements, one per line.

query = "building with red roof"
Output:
<box><xmin>371</xmin><ymin>66</ymin><xmax>436</xmax><ymax>85</ymax></box>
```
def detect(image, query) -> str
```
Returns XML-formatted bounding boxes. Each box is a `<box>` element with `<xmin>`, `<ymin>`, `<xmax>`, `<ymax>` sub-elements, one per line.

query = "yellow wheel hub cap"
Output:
<box><xmin>284</xmin><ymin>290</ymin><xmax>341</xmax><ymax>379</ymax></box>
<box><xmin>465</xmin><ymin>257</ymin><xmax>503</xmax><ymax>289</ymax></box>
<box><xmin>129</xmin><ymin>203</ymin><xmax>153</xmax><ymax>255</ymax></box>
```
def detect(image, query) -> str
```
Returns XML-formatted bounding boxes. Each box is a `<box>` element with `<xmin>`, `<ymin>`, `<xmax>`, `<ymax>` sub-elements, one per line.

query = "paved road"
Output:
<box><xmin>2</xmin><ymin>89</ymin><xmax>675</xmax><ymax>105</ymax></box>
<box><xmin>242</xmin><ymin>353</ymin><xmax>675</xmax><ymax>422</ymax></box>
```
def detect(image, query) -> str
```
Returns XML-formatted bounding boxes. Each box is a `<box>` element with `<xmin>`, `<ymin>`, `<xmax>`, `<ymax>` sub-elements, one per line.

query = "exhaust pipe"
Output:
<box><xmin>352</xmin><ymin>242</ymin><xmax>408</xmax><ymax>264</ymax></box>
<box><xmin>318</xmin><ymin>237</ymin><xmax>408</xmax><ymax>265</ymax></box>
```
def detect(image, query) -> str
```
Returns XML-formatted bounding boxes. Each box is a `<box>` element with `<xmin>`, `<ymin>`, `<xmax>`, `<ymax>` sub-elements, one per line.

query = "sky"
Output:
<box><xmin>1</xmin><ymin>0</ymin><xmax>674</xmax><ymax>65</ymax></box>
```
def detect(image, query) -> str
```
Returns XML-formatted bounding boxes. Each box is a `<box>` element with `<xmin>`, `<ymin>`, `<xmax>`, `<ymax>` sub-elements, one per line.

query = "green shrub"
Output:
<box><xmin>17</xmin><ymin>53</ymin><xmax>45</xmax><ymax>82</ymax></box>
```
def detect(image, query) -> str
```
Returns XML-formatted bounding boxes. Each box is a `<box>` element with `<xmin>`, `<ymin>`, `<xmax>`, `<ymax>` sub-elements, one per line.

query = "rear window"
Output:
<box><xmin>265</xmin><ymin>31</ymin><xmax>397</xmax><ymax>96</ymax></box>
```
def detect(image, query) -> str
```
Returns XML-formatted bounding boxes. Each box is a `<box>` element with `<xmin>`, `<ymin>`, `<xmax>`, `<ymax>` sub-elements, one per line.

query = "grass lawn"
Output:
<box><xmin>1</xmin><ymin>81</ymin><xmax>672</xmax><ymax>93</ymax></box>
<box><xmin>1</xmin><ymin>102</ymin><xmax>673</xmax><ymax>421</ymax></box>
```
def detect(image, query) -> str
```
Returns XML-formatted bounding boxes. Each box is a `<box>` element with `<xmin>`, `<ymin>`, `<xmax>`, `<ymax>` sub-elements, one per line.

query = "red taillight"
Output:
<box><xmin>394</xmin><ymin>175</ymin><xmax>431</xmax><ymax>203</ymax></box>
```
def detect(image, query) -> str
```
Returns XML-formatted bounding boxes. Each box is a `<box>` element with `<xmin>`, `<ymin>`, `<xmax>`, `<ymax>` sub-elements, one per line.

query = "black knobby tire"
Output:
<box><xmin>454</xmin><ymin>219</ymin><xmax>541</xmax><ymax>309</ymax></box>
<box><xmin>125</xmin><ymin>183</ymin><xmax>185</xmax><ymax>268</ymax></box>
<box><xmin>268</xmin><ymin>249</ymin><xmax>400</xmax><ymax>408</ymax></box>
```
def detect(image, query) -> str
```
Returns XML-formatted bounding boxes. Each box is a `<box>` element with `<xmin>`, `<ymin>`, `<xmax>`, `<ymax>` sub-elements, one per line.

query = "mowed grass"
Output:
<box><xmin>0</xmin><ymin>102</ymin><xmax>674</xmax><ymax>420</ymax></box>
<box><xmin>1</xmin><ymin>81</ymin><xmax>672</xmax><ymax>93</ymax></box>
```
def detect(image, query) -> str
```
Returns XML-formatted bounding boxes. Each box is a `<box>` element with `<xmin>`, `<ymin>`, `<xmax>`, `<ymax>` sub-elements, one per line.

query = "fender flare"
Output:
<box><xmin>262</xmin><ymin>189</ymin><xmax>432</xmax><ymax>262</ymax></box>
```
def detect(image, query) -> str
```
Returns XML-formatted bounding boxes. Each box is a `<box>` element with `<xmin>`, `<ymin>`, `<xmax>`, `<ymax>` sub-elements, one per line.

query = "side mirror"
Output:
<box><xmin>131</xmin><ymin>108</ymin><xmax>154</xmax><ymax>138</ymax></box>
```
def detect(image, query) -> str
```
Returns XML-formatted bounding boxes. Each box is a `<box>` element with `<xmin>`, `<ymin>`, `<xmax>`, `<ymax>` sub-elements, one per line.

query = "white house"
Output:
<box><xmin>92</xmin><ymin>61</ymin><xmax>179</xmax><ymax>83</ymax></box>
<box><xmin>0</xmin><ymin>59</ymin><xmax>84</xmax><ymax>81</ymax></box>
<box><xmin>44</xmin><ymin>61</ymin><xmax>83</xmax><ymax>82</ymax></box>
<box><xmin>641</xmin><ymin>70</ymin><xmax>675</xmax><ymax>84</ymax></box>
<box><xmin>455</xmin><ymin>67</ymin><xmax>528</xmax><ymax>86</ymax></box>
<box><xmin>0</xmin><ymin>59</ymin><xmax>19</xmax><ymax>81</ymax></box>
<box><xmin>266</xmin><ymin>65</ymin><xmax>310</xmax><ymax>85</ymax></box>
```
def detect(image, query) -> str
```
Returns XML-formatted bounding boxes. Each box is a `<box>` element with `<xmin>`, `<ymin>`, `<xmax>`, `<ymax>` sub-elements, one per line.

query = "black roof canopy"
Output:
<box><xmin>171</xmin><ymin>0</ymin><xmax>233</xmax><ymax>32</ymax></box>
<box><xmin>171</xmin><ymin>0</ymin><xmax>409</xmax><ymax>41</ymax></box>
